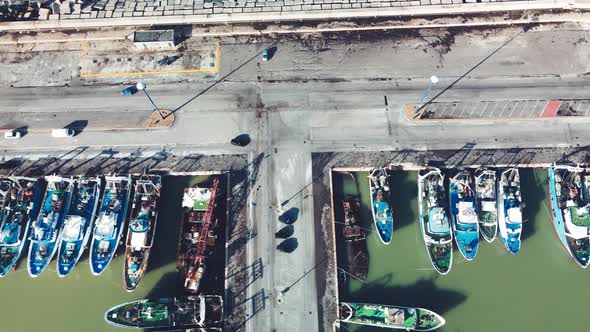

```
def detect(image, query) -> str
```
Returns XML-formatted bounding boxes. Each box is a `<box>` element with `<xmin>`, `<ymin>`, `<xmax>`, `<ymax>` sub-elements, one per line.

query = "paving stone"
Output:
<box><xmin>213</xmin><ymin>6</ymin><xmax>223</xmax><ymax>12</ymax></box>
<box><xmin>243</xmin><ymin>6</ymin><xmax>253</xmax><ymax>11</ymax></box>
<box><xmin>311</xmin><ymin>4</ymin><xmax>321</xmax><ymax>9</ymax></box>
<box><xmin>105</xmin><ymin>10</ymin><xmax>113</xmax><ymax>17</ymax></box>
<box><xmin>232</xmin><ymin>7</ymin><xmax>243</xmax><ymax>11</ymax></box>
<box><xmin>341</xmin><ymin>3</ymin><xmax>351</xmax><ymax>7</ymax></box>
<box><xmin>321</xmin><ymin>3</ymin><xmax>330</xmax><ymax>8</ymax></box>
<box><xmin>302</xmin><ymin>4</ymin><xmax>312</xmax><ymax>9</ymax></box>
<box><xmin>113</xmin><ymin>10</ymin><xmax>123</xmax><ymax>17</ymax></box>
<box><xmin>351</xmin><ymin>2</ymin><xmax>360</xmax><ymax>7</ymax></box>
<box><xmin>90</xmin><ymin>10</ymin><xmax>98</xmax><ymax>17</ymax></box>
<box><xmin>80</xmin><ymin>12</ymin><xmax>91</xmax><ymax>18</ymax></box>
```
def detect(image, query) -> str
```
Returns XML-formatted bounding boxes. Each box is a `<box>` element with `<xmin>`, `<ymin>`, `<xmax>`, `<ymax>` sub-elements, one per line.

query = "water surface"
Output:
<box><xmin>335</xmin><ymin>169</ymin><xmax>587</xmax><ymax>332</ymax></box>
<box><xmin>0</xmin><ymin>176</ymin><xmax>212</xmax><ymax>331</ymax></box>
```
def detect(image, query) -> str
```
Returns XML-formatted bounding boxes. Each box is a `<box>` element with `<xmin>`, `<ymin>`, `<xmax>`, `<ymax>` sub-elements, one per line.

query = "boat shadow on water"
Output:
<box><xmin>343</xmin><ymin>274</ymin><xmax>467</xmax><ymax>332</ymax></box>
<box><xmin>388</xmin><ymin>170</ymin><xmax>418</xmax><ymax>233</ymax></box>
<box><xmin>519</xmin><ymin>168</ymin><xmax>546</xmax><ymax>241</ymax></box>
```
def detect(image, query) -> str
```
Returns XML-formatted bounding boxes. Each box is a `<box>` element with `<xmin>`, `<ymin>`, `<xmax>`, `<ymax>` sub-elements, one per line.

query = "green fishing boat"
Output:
<box><xmin>105</xmin><ymin>295</ymin><xmax>223</xmax><ymax>329</ymax></box>
<box><xmin>340</xmin><ymin>302</ymin><xmax>445</xmax><ymax>331</ymax></box>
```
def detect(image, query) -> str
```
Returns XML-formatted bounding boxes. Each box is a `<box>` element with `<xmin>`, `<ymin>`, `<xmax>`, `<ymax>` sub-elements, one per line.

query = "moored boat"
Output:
<box><xmin>342</xmin><ymin>195</ymin><xmax>368</xmax><ymax>281</ymax></box>
<box><xmin>178</xmin><ymin>178</ymin><xmax>219</xmax><ymax>294</ymax></box>
<box><xmin>124</xmin><ymin>174</ymin><xmax>161</xmax><ymax>291</ymax></box>
<box><xmin>449</xmin><ymin>170</ymin><xmax>480</xmax><ymax>261</ymax></box>
<box><xmin>27</xmin><ymin>176</ymin><xmax>75</xmax><ymax>277</ymax></box>
<box><xmin>474</xmin><ymin>169</ymin><xmax>498</xmax><ymax>242</ymax></box>
<box><xmin>0</xmin><ymin>177</ymin><xmax>43</xmax><ymax>277</ymax></box>
<box><xmin>339</xmin><ymin>302</ymin><xmax>445</xmax><ymax>331</ymax></box>
<box><xmin>104</xmin><ymin>295</ymin><xmax>223</xmax><ymax>329</ymax></box>
<box><xmin>56</xmin><ymin>177</ymin><xmax>101</xmax><ymax>277</ymax></box>
<box><xmin>418</xmin><ymin>167</ymin><xmax>453</xmax><ymax>275</ymax></box>
<box><xmin>369</xmin><ymin>168</ymin><xmax>393</xmax><ymax>245</ymax></box>
<box><xmin>497</xmin><ymin>168</ymin><xmax>523</xmax><ymax>255</ymax></box>
<box><xmin>89</xmin><ymin>176</ymin><xmax>132</xmax><ymax>276</ymax></box>
<box><xmin>548</xmin><ymin>164</ymin><xmax>590</xmax><ymax>268</ymax></box>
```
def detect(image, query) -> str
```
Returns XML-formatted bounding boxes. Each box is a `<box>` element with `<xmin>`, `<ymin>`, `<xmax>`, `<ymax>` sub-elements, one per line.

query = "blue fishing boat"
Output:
<box><xmin>56</xmin><ymin>177</ymin><xmax>102</xmax><ymax>277</ymax></box>
<box><xmin>89</xmin><ymin>176</ymin><xmax>132</xmax><ymax>275</ymax></box>
<box><xmin>449</xmin><ymin>171</ymin><xmax>479</xmax><ymax>261</ymax></box>
<box><xmin>369</xmin><ymin>168</ymin><xmax>393</xmax><ymax>245</ymax></box>
<box><xmin>418</xmin><ymin>167</ymin><xmax>453</xmax><ymax>275</ymax></box>
<box><xmin>548</xmin><ymin>164</ymin><xmax>590</xmax><ymax>268</ymax></box>
<box><xmin>27</xmin><ymin>176</ymin><xmax>75</xmax><ymax>277</ymax></box>
<box><xmin>124</xmin><ymin>175</ymin><xmax>161</xmax><ymax>291</ymax></box>
<box><xmin>0</xmin><ymin>177</ymin><xmax>43</xmax><ymax>277</ymax></box>
<box><xmin>497</xmin><ymin>168</ymin><xmax>523</xmax><ymax>255</ymax></box>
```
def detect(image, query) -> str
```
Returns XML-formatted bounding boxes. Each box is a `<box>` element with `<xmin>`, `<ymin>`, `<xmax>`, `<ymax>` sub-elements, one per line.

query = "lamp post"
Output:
<box><xmin>136</xmin><ymin>82</ymin><xmax>165</xmax><ymax>120</ymax></box>
<box><xmin>415</xmin><ymin>75</ymin><xmax>439</xmax><ymax>113</ymax></box>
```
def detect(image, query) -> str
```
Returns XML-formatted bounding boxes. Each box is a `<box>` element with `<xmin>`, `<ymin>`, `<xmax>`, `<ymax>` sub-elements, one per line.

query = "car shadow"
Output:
<box><xmin>277</xmin><ymin>237</ymin><xmax>298</xmax><ymax>253</ymax></box>
<box><xmin>64</xmin><ymin>120</ymin><xmax>88</xmax><ymax>136</ymax></box>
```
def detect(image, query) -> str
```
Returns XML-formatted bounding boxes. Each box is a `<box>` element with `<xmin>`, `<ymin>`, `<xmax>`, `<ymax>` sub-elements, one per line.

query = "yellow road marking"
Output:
<box><xmin>80</xmin><ymin>39</ymin><xmax>221</xmax><ymax>78</ymax></box>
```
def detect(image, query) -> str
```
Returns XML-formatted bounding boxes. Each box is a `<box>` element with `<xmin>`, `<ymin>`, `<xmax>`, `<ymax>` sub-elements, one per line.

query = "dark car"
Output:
<box><xmin>231</xmin><ymin>134</ymin><xmax>251</xmax><ymax>147</ymax></box>
<box><xmin>120</xmin><ymin>85</ymin><xmax>139</xmax><ymax>96</ymax></box>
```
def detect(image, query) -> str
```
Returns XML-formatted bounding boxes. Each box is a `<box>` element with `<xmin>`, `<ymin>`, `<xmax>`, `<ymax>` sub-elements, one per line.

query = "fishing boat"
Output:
<box><xmin>178</xmin><ymin>178</ymin><xmax>219</xmax><ymax>294</ymax></box>
<box><xmin>497</xmin><ymin>168</ymin><xmax>523</xmax><ymax>255</ymax></box>
<box><xmin>548</xmin><ymin>164</ymin><xmax>590</xmax><ymax>268</ymax></box>
<box><xmin>56</xmin><ymin>177</ymin><xmax>101</xmax><ymax>277</ymax></box>
<box><xmin>89</xmin><ymin>176</ymin><xmax>132</xmax><ymax>276</ymax></box>
<box><xmin>474</xmin><ymin>169</ymin><xmax>498</xmax><ymax>242</ymax></box>
<box><xmin>124</xmin><ymin>175</ymin><xmax>161</xmax><ymax>291</ymax></box>
<box><xmin>449</xmin><ymin>170</ymin><xmax>480</xmax><ymax>261</ymax></box>
<box><xmin>340</xmin><ymin>302</ymin><xmax>445</xmax><ymax>331</ymax></box>
<box><xmin>369</xmin><ymin>168</ymin><xmax>393</xmax><ymax>245</ymax></box>
<box><xmin>342</xmin><ymin>196</ymin><xmax>369</xmax><ymax>281</ymax></box>
<box><xmin>0</xmin><ymin>177</ymin><xmax>42</xmax><ymax>277</ymax></box>
<box><xmin>104</xmin><ymin>295</ymin><xmax>223</xmax><ymax>329</ymax></box>
<box><xmin>418</xmin><ymin>167</ymin><xmax>453</xmax><ymax>275</ymax></box>
<box><xmin>27</xmin><ymin>176</ymin><xmax>75</xmax><ymax>277</ymax></box>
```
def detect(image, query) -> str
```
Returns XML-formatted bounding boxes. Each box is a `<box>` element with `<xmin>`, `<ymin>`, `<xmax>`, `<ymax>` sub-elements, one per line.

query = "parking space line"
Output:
<box><xmin>479</xmin><ymin>101</ymin><xmax>489</xmax><ymax>117</ymax></box>
<box><xmin>80</xmin><ymin>39</ymin><xmax>221</xmax><ymax>78</ymax></box>
<box><xmin>499</xmin><ymin>102</ymin><xmax>510</xmax><ymax>117</ymax></box>
<box><xmin>582</xmin><ymin>102</ymin><xmax>590</xmax><ymax>115</ymax></box>
<box><xmin>457</xmin><ymin>103</ymin><xmax>467</xmax><ymax>117</ymax></box>
<box><xmin>519</xmin><ymin>101</ymin><xmax>529</xmax><ymax>116</ymax></box>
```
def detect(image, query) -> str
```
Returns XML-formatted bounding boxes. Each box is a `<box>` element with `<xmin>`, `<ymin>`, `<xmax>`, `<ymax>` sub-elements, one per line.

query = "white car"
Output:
<box><xmin>4</xmin><ymin>130</ymin><xmax>22</xmax><ymax>139</ymax></box>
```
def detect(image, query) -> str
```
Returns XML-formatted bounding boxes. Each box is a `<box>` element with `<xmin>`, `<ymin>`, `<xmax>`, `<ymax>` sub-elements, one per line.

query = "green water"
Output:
<box><xmin>0</xmin><ymin>175</ymin><xmax>214</xmax><ymax>332</ymax></box>
<box><xmin>334</xmin><ymin>169</ymin><xmax>588</xmax><ymax>332</ymax></box>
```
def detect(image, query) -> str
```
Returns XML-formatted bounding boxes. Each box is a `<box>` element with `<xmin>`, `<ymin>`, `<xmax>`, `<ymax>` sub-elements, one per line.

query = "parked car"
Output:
<box><xmin>120</xmin><ymin>85</ymin><xmax>139</xmax><ymax>96</ymax></box>
<box><xmin>4</xmin><ymin>130</ymin><xmax>22</xmax><ymax>139</ymax></box>
<box><xmin>262</xmin><ymin>49</ymin><xmax>269</xmax><ymax>62</ymax></box>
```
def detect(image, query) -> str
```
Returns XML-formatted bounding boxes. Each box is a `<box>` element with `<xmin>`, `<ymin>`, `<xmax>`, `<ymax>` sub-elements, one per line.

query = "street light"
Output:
<box><xmin>414</xmin><ymin>75</ymin><xmax>439</xmax><ymax>113</ymax></box>
<box><xmin>136</xmin><ymin>82</ymin><xmax>165</xmax><ymax>120</ymax></box>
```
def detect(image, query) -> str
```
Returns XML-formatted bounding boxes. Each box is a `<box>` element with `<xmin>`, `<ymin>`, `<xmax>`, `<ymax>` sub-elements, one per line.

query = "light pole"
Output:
<box><xmin>136</xmin><ymin>82</ymin><xmax>165</xmax><ymax>120</ymax></box>
<box><xmin>415</xmin><ymin>75</ymin><xmax>439</xmax><ymax>113</ymax></box>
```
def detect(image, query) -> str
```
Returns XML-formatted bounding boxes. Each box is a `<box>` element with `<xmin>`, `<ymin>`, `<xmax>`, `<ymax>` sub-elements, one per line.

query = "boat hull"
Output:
<box><xmin>449</xmin><ymin>173</ymin><xmax>479</xmax><ymax>261</ymax></box>
<box><xmin>124</xmin><ymin>175</ymin><xmax>161</xmax><ymax>291</ymax></box>
<box><xmin>27</xmin><ymin>176</ymin><xmax>75</xmax><ymax>277</ymax></box>
<box><xmin>369</xmin><ymin>169</ymin><xmax>393</xmax><ymax>245</ymax></box>
<box><xmin>104</xmin><ymin>295</ymin><xmax>223</xmax><ymax>329</ymax></box>
<box><xmin>418</xmin><ymin>168</ymin><xmax>453</xmax><ymax>275</ymax></box>
<box><xmin>474</xmin><ymin>170</ymin><xmax>498</xmax><ymax>243</ymax></box>
<box><xmin>0</xmin><ymin>177</ymin><xmax>43</xmax><ymax>277</ymax></box>
<box><xmin>497</xmin><ymin>169</ymin><xmax>522</xmax><ymax>255</ymax></box>
<box><xmin>547</xmin><ymin>166</ymin><xmax>590</xmax><ymax>268</ymax></box>
<box><xmin>57</xmin><ymin>178</ymin><xmax>101</xmax><ymax>277</ymax></box>
<box><xmin>340</xmin><ymin>302</ymin><xmax>445</xmax><ymax>331</ymax></box>
<box><xmin>89</xmin><ymin>176</ymin><xmax>132</xmax><ymax>276</ymax></box>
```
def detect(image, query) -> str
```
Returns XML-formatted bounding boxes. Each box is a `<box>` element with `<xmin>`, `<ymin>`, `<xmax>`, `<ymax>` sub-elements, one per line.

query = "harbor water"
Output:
<box><xmin>334</xmin><ymin>169</ymin><xmax>590</xmax><ymax>332</ymax></box>
<box><xmin>0</xmin><ymin>175</ymin><xmax>224</xmax><ymax>332</ymax></box>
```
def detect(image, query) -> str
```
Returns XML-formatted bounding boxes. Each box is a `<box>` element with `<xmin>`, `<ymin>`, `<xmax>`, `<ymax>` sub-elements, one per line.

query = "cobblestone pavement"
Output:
<box><xmin>1</xmin><ymin>0</ymin><xmax>531</xmax><ymax>21</ymax></box>
<box><xmin>417</xmin><ymin>99</ymin><xmax>590</xmax><ymax>119</ymax></box>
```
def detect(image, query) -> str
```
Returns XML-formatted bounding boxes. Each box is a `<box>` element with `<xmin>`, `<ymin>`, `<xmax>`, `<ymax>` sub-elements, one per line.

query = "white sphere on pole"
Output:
<box><xmin>430</xmin><ymin>76</ymin><xmax>439</xmax><ymax>84</ymax></box>
<box><xmin>136</xmin><ymin>82</ymin><xmax>146</xmax><ymax>90</ymax></box>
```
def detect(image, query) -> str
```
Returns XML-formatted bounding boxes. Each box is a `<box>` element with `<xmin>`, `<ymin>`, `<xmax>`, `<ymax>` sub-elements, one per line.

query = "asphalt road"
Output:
<box><xmin>2</xmin><ymin>24</ymin><xmax>590</xmax><ymax>332</ymax></box>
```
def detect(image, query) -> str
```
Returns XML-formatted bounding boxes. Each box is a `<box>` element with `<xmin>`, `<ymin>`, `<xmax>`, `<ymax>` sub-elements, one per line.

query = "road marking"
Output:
<box><xmin>541</xmin><ymin>100</ymin><xmax>561</xmax><ymax>117</ymax></box>
<box><xmin>80</xmin><ymin>39</ymin><xmax>221</xmax><ymax>78</ymax></box>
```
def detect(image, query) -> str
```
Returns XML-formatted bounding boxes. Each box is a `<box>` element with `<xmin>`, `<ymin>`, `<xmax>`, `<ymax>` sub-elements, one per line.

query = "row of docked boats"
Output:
<box><xmin>0</xmin><ymin>174</ymin><xmax>161</xmax><ymax>291</ymax></box>
<box><xmin>368</xmin><ymin>167</ymin><xmax>523</xmax><ymax>275</ymax></box>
